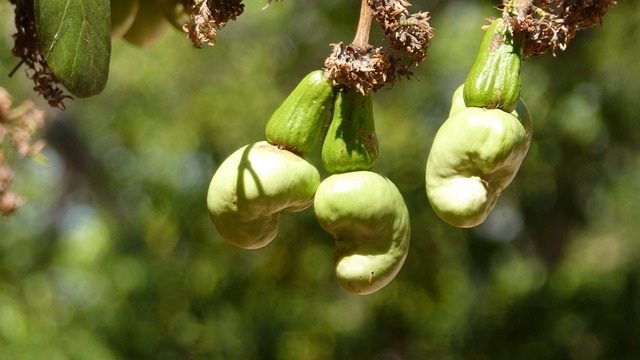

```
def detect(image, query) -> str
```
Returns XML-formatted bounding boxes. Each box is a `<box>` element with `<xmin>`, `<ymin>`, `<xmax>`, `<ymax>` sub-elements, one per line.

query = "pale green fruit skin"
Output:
<box><xmin>314</xmin><ymin>171</ymin><xmax>410</xmax><ymax>294</ymax></box>
<box><xmin>425</xmin><ymin>105</ymin><xmax>531</xmax><ymax>228</ymax></box>
<box><xmin>449</xmin><ymin>84</ymin><xmax>466</xmax><ymax>116</ymax></box>
<box><xmin>207</xmin><ymin>141</ymin><xmax>321</xmax><ymax>249</ymax></box>
<box><xmin>123</xmin><ymin>0</ymin><xmax>169</xmax><ymax>48</ymax></box>
<box><xmin>265</xmin><ymin>70</ymin><xmax>335</xmax><ymax>155</ymax></box>
<box><xmin>111</xmin><ymin>0</ymin><xmax>140</xmax><ymax>40</ymax></box>
<box><xmin>451</xmin><ymin>84</ymin><xmax>533</xmax><ymax>132</ymax></box>
<box><xmin>157</xmin><ymin>0</ymin><xmax>190</xmax><ymax>31</ymax></box>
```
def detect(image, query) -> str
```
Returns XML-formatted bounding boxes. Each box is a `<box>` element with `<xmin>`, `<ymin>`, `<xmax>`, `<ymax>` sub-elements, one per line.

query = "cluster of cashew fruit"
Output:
<box><xmin>111</xmin><ymin>0</ymin><xmax>188</xmax><ymax>47</ymax></box>
<box><xmin>425</xmin><ymin>18</ymin><xmax>532</xmax><ymax>228</ymax></box>
<box><xmin>207</xmin><ymin>17</ymin><xmax>534</xmax><ymax>293</ymax></box>
<box><xmin>207</xmin><ymin>71</ymin><xmax>410</xmax><ymax>295</ymax></box>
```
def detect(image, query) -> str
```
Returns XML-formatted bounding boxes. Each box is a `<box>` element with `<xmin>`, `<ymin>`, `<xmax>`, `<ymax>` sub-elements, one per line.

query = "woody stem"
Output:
<box><xmin>351</xmin><ymin>0</ymin><xmax>373</xmax><ymax>49</ymax></box>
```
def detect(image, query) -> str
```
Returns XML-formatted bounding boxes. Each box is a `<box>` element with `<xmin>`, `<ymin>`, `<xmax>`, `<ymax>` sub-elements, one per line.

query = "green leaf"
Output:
<box><xmin>35</xmin><ymin>0</ymin><xmax>111</xmax><ymax>98</ymax></box>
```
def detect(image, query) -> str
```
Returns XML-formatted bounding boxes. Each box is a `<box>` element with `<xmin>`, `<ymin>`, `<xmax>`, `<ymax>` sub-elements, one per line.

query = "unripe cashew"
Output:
<box><xmin>111</xmin><ymin>0</ymin><xmax>139</xmax><ymax>40</ymax></box>
<box><xmin>449</xmin><ymin>84</ymin><xmax>466</xmax><ymax>116</ymax></box>
<box><xmin>157</xmin><ymin>0</ymin><xmax>190</xmax><ymax>32</ymax></box>
<box><xmin>314</xmin><ymin>171</ymin><xmax>410</xmax><ymax>294</ymax></box>
<box><xmin>463</xmin><ymin>18</ymin><xmax>523</xmax><ymax>112</ymax></box>
<box><xmin>426</xmin><ymin>104</ymin><xmax>531</xmax><ymax>228</ymax></box>
<box><xmin>265</xmin><ymin>70</ymin><xmax>335</xmax><ymax>155</ymax></box>
<box><xmin>123</xmin><ymin>0</ymin><xmax>169</xmax><ymax>48</ymax></box>
<box><xmin>321</xmin><ymin>88</ymin><xmax>379</xmax><ymax>174</ymax></box>
<box><xmin>450</xmin><ymin>83</ymin><xmax>531</xmax><ymax>122</ymax></box>
<box><xmin>207</xmin><ymin>141</ymin><xmax>321</xmax><ymax>249</ymax></box>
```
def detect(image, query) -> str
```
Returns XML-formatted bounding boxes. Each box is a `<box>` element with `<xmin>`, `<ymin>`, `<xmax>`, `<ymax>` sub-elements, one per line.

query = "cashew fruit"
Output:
<box><xmin>157</xmin><ymin>0</ymin><xmax>190</xmax><ymax>32</ymax></box>
<box><xmin>451</xmin><ymin>83</ymin><xmax>530</xmax><ymax>124</ymax></box>
<box><xmin>123</xmin><ymin>0</ymin><xmax>169</xmax><ymax>48</ymax></box>
<box><xmin>265</xmin><ymin>70</ymin><xmax>335</xmax><ymax>155</ymax></box>
<box><xmin>321</xmin><ymin>88</ymin><xmax>379</xmax><ymax>174</ymax></box>
<box><xmin>111</xmin><ymin>0</ymin><xmax>139</xmax><ymax>40</ymax></box>
<box><xmin>425</xmin><ymin>102</ymin><xmax>532</xmax><ymax>228</ymax></box>
<box><xmin>314</xmin><ymin>171</ymin><xmax>410</xmax><ymax>294</ymax></box>
<box><xmin>463</xmin><ymin>18</ymin><xmax>523</xmax><ymax>112</ymax></box>
<box><xmin>207</xmin><ymin>141</ymin><xmax>321</xmax><ymax>249</ymax></box>
<box><xmin>449</xmin><ymin>84</ymin><xmax>466</xmax><ymax>116</ymax></box>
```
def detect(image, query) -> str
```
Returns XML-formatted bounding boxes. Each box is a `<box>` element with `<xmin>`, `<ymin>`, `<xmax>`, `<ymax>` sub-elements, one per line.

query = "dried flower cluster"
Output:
<box><xmin>368</xmin><ymin>0</ymin><xmax>434</xmax><ymax>65</ymax></box>
<box><xmin>184</xmin><ymin>0</ymin><xmax>246</xmax><ymax>48</ymax></box>
<box><xmin>324</xmin><ymin>43</ymin><xmax>400</xmax><ymax>95</ymax></box>
<box><xmin>0</xmin><ymin>87</ymin><xmax>46</xmax><ymax>215</ymax></box>
<box><xmin>324</xmin><ymin>0</ymin><xmax>434</xmax><ymax>94</ymax></box>
<box><xmin>503</xmin><ymin>0</ymin><xmax>617</xmax><ymax>58</ymax></box>
<box><xmin>10</xmin><ymin>0</ymin><xmax>71</xmax><ymax>110</ymax></box>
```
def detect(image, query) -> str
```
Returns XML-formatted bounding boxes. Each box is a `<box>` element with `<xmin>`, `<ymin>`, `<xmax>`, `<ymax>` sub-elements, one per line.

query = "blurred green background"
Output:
<box><xmin>1</xmin><ymin>0</ymin><xmax>639</xmax><ymax>359</ymax></box>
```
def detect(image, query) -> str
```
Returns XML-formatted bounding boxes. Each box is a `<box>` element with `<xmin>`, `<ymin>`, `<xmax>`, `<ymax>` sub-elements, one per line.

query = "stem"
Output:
<box><xmin>351</xmin><ymin>0</ymin><xmax>373</xmax><ymax>49</ymax></box>
<box><xmin>8</xmin><ymin>61</ymin><xmax>24</xmax><ymax>78</ymax></box>
<box><xmin>508</xmin><ymin>0</ymin><xmax>534</xmax><ymax>19</ymax></box>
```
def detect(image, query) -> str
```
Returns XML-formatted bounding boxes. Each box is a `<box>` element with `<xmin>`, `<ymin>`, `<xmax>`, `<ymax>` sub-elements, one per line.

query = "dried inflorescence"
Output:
<box><xmin>325</xmin><ymin>0</ymin><xmax>434</xmax><ymax>94</ymax></box>
<box><xmin>503</xmin><ymin>0</ymin><xmax>617</xmax><ymax>58</ymax></box>
<box><xmin>368</xmin><ymin>0</ymin><xmax>411</xmax><ymax>29</ymax></box>
<box><xmin>561</xmin><ymin>0</ymin><xmax>617</xmax><ymax>30</ymax></box>
<box><xmin>324</xmin><ymin>43</ymin><xmax>398</xmax><ymax>95</ymax></box>
<box><xmin>10</xmin><ymin>0</ymin><xmax>71</xmax><ymax>110</ymax></box>
<box><xmin>368</xmin><ymin>0</ymin><xmax>434</xmax><ymax>65</ymax></box>
<box><xmin>184</xmin><ymin>0</ymin><xmax>246</xmax><ymax>48</ymax></box>
<box><xmin>0</xmin><ymin>87</ymin><xmax>46</xmax><ymax>215</ymax></box>
<box><xmin>388</xmin><ymin>12</ymin><xmax>434</xmax><ymax>64</ymax></box>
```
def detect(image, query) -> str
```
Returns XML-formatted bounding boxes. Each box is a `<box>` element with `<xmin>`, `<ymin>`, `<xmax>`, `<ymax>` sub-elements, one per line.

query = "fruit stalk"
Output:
<box><xmin>352</xmin><ymin>0</ymin><xmax>373</xmax><ymax>49</ymax></box>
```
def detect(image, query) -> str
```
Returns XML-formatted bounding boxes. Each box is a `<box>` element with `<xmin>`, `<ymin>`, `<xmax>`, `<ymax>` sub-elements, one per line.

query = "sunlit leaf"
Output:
<box><xmin>34</xmin><ymin>0</ymin><xmax>111</xmax><ymax>98</ymax></box>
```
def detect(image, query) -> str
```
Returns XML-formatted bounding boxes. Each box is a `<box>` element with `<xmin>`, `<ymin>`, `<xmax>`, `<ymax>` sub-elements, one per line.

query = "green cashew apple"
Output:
<box><xmin>314</xmin><ymin>171</ymin><xmax>410</xmax><ymax>294</ymax></box>
<box><xmin>321</xmin><ymin>88</ymin><xmax>379</xmax><ymax>174</ymax></box>
<box><xmin>425</xmin><ymin>103</ymin><xmax>532</xmax><ymax>228</ymax></box>
<box><xmin>111</xmin><ymin>0</ymin><xmax>139</xmax><ymax>40</ymax></box>
<box><xmin>449</xmin><ymin>84</ymin><xmax>466</xmax><ymax>116</ymax></box>
<box><xmin>265</xmin><ymin>70</ymin><xmax>335</xmax><ymax>155</ymax></box>
<box><xmin>463</xmin><ymin>18</ymin><xmax>524</xmax><ymax>112</ymax></box>
<box><xmin>207</xmin><ymin>141</ymin><xmax>321</xmax><ymax>249</ymax></box>
<box><xmin>157</xmin><ymin>0</ymin><xmax>190</xmax><ymax>32</ymax></box>
<box><xmin>123</xmin><ymin>0</ymin><xmax>170</xmax><ymax>48</ymax></box>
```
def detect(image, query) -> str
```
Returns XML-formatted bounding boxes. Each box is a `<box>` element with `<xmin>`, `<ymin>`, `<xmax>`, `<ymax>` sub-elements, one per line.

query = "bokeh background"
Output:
<box><xmin>1</xmin><ymin>0</ymin><xmax>639</xmax><ymax>359</ymax></box>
